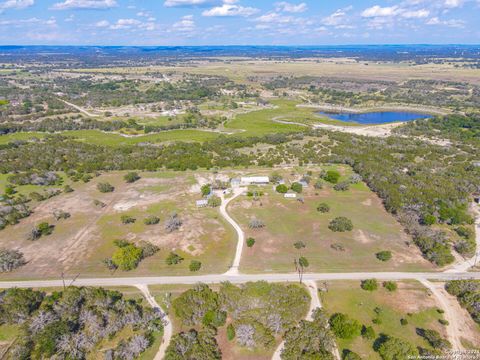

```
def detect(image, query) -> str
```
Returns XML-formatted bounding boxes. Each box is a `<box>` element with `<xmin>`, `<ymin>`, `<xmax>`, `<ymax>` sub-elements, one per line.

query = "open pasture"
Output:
<box><xmin>229</xmin><ymin>165</ymin><xmax>433</xmax><ymax>273</ymax></box>
<box><xmin>0</xmin><ymin>171</ymin><xmax>237</xmax><ymax>279</ymax></box>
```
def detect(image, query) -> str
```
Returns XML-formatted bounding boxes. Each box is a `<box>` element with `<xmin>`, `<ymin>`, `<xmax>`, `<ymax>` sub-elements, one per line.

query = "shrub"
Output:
<box><xmin>361</xmin><ymin>279</ymin><xmax>378</xmax><ymax>291</ymax></box>
<box><xmin>121</xmin><ymin>215</ymin><xmax>136</xmax><ymax>224</ymax></box>
<box><xmin>323</xmin><ymin>170</ymin><xmax>341</xmax><ymax>184</ymax></box>
<box><xmin>246</xmin><ymin>237</ymin><xmax>256</xmax><ymax>247</ymax></box>
<box><xmin>343</xmin><ymin>350</ymin><xmax>362</xmax><ymax>360</ymax></box>
<box><xmin>291</xmin><ymin>182</ymin><xmax>303</xmax><ymax>193</ymax></box>
<box><xmin>422</xmin><ymin>214</ymin><xmax>437</xmax><ymax>225</ymax></box>
<box><xmin>139</xmin><ymin>241</ymin><xmax>159</xmax><ymax>258</ymax></box>
<box><xmin>201</xmin><ymin>184</ymin><xmax>211</xmax><ymax>196</ymax></box>
<box><xmin>331</xmin><ymin>243</ymin><xmax>346</xmax><ymax>252</ymax></box>
<box><xmin>383</xmin><ymin>281</ymin><xmax>397</xmax><ymax>292</ymax></box>
<box><xmin>276</xmin><ymin>184</ymin><xmax>288</xmax><ymax>193</ymax></box>
<box><xmin>124</xmin><ymin>172</ymin><xmax>140</xmax><ymax>183</ymax></box>
<box><xmin>112</xmin><ymin>244</ymin><xmax>143</xmax><ymax>271</ymax></box>
<box><xmin>329</xmin><ymin>217</ymin><xmax>353</xmax><ymax>232</ymax></box>
<box><xmin>249</xmin><ymin>218</ymin><xmax>265</xmax><ymax>229</ymax></box>
<box><xmin>166</xmin><ymin>252</ymin><xmax>184</xmax><ymax>265</ymax></box>
<box><xmin>376</xmin><ymin>251</ymin><xmax>392</xmax><ymax>262</ymax></box>
<box><xmin>144</xmin><ymin>215</ymin><xmax>160</xmax><ymax>225</ymax></box>
<box><xmin>329</xmin><ymin>313</ymin><xmax>362</xmax><ymax>339</ymax></box>
<box><xmin>37</xmin><ymin>222</ymin><xmax>54</xmax><ymax>236</ymax></box>
<box><xmin>114</xmin><ymin>239</ymin><xmax>130</xmax><ymax>248</ymax></box>
<box><xmin>438</xmin><ymin>319</ymin><xmax>449</xmax><ymax>326</ymax></box>
<box><xmin>314</xmin><ymin>180</ymin><xmax>323</xmax><ymax>189</ymax></box>
<box><xmin>97</xmin><ymin>182</ymin><xmax>114</xmax><ymax>193</ymax></box>
<box><xmin>63</xmin><ymin>185</ymin><xmax>74</xmax><ymax>193</ymax></box>
<box><xmin>334</xmin><ymin>181</ymin><xmax>350</xmax><ymax>191</ymax></box>
<box><xmin>0</xmin><ymin>249</ymin><xmax>26</xmax><ymax>272</ymax></box>
<box><xmin>400</xmin><ymin>318</ymin><xmax>408</xmax><ymax>326</ymax></box>
<box><xmin>189</xmin><ymin>260</ymin><xmax>202</xmax><ymax>272</ymax></box>
<box><xmin>208</xmin><ymin>195</ymin><xmax>221</xmax><ymax>208</ymax></box>
<box><xmin>416</xmin><ymin>328</ymin><xmax>451</xmax><ymax>350</ymax></box>
<box><xmin>316</xmin><ymin>203</ymin><xmax>330</xmax><ymax>213</ymax></box>
<box><xmin>361</xmin><ymin>325</ymin><xmax>376</xmax><ymax>340</ymax></box>
<box><xmin>165</xmin><ymin>212</ymin><xmax>182</xmax><ymax>233</ymax></box>
<box><xmin>227</xmin><ymin>324</ymin><xmax>235</xmax><ymax>341</ymax></box>
<box><xmin>202</xmin><ymin>309</ymin><xmax>226</xmax><ymax>327</ymax></box>
<box><xmin>293</xmin><ymin>241</ymin><xmax>306</xmax><ymax>249</ymax></box>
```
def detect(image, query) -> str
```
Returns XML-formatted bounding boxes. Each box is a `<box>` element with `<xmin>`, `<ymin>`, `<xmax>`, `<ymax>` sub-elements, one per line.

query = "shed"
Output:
<box><xmin>196</xmin><ymin>199</ymin><xmax>208</xmax><ymax>207</ymax></box>
<box><xmin>284</xmin><ymin>193</ymin><xmax>297</xmax><ymax>199</ymax></box>
<box><xmin>241</xmin><ymin>176</ymin><xmax>270</xmax><ymax>186</ymax></box>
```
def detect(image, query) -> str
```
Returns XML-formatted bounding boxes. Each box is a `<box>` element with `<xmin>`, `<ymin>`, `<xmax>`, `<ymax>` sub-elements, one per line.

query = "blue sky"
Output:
<box><xmin>0</xmin><ymin>0</ymin><xmax>479</xmax><ymax>45</ymax></box>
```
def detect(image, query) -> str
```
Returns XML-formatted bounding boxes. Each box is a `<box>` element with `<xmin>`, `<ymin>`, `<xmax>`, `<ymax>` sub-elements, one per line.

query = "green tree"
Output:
<box><xmin>324</xmin><ymin>170</ymin><xmax>341</xmax><ymax>184</ymax></box>
<box><xmin>97</xmin><ymin>182</ymin><xmax>114</xmax><ymax>193</ymax></box>
<box><xmin>246</xmin><ymin>237</ymin><xmax>256</xmax><ymax>247</ymax></box>
<box><xmin>328</xmin><ymin>217</ymin><xmax>353</xmax><ymax>232</ymax></box>
<box><xmin>329</xmin><ymin>313</ymin><xmax>362</xmax><ymax>339</ymax></box>
<box><xmin>189</xmin><ymin>260</ymin><xmax>202</xmax><ymax>272</ymax></box>
<box><xmin>227</xmin><ymin>324</ymin><xmax>236</xmax><ymax>341</ymax></box>
<box><xmin>201</xmin><ymin>184</ymin><xmax>211</xmax><ymax>196</ymax></box>
<box><xmin>291</xmin><ymin>182</ymin><xmax>303</xmax><ymax>193</ymax></box>
<box><xmin>317</xmin><ymin>203</ymin><xmax>330</xmax><ymax>213</ymax></box>
<box><xmin>361</xmin><ymin>325</ymin><xmax>376</xmax><ymax>340</ymax></box>
<box><xmin>383</xmin><ymin>281</ymin><xmax>398</xmax><ymax>292</ymax></box>
<box><xmin>361</xmin><ymin>279</ymin><xmax>378</xmax><ymax>291</ymax></box>
<box><xmin>37</xmin><ymin>222</ymin><xmax>53</xmax><ymax>236</ymax></box>
<box><xmin>124</xmin><ymin>172</ymin><xmax>140</xmax><ymax>183</ymax></box>
<box><xmin>377</xmin><ymin>336</ymin><xmax>419</xmax><ymax>360</ymax></box>
<box><xmin>376</xmin><ymin>251</ymin><xmax>392</xmax><ymax>262</ymax></box>
<box><xmin>144</xmin><ymin>215</ymin><xmax>160</xmax><ymax>225</ymax></box>
<box><xmin>208</xmin><ymin>195</ymin><xmax>221</xmax><ymax>208</ymax></box>
<box><xmin>276</xmin><ymin>184</ymin><xmax>288</xmax><ymax>193</ymax></box>
<box><xmin>166</xmin><ymin>252</ymin><xmax>184</xmax><ymax>265</ymax></box>
<box><xmin>112</xmin><ymin>244</ymin><xmax>143</xmax><ymax>271</ymax></box>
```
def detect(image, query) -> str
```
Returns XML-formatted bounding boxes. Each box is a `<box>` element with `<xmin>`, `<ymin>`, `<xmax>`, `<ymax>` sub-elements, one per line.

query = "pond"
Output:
<box><xmin>318</xmin><ymin>111</ymin><xmax>433</xmax><ymax>125</ymax></box>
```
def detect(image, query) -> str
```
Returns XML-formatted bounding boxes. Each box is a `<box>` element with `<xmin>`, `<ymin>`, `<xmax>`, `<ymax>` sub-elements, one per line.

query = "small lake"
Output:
<box><xmin>318</xmin><ymin>111</ymin><xmax>433</xmax><ymax>125</ymax></box>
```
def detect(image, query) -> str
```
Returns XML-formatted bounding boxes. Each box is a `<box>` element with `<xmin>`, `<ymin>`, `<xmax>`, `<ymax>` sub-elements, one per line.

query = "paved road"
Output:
<box><xmin>1</xmin><ymin>271</ymin><xmax>479</xmax><ymax>289</ymax></box>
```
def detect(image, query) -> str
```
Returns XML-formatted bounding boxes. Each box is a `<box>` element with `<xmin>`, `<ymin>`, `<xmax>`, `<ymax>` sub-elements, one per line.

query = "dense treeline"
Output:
<box><xmin>395</xmin><ymin>114</ymin><xmax>480</xmax><ymax>145</ymax></box>
<box><xmin>0</xmin><ymin>286</ymin><xmax>164</xmax><ymax>359</ymax></box>
<box><xmin>445</xmin><ymin>280</ymin><xmax>480</xmax><ymax>324</ymax></box>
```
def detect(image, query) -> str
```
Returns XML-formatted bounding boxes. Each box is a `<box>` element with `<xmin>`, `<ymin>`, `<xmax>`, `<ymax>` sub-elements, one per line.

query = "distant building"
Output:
<box><xmin>284</xmin><ymin>192</ymin><xmax>297</xmax><ymax>199</ymax></box>
<box><xmin>298</xmin><ymin>181</ymin><xmax>308</xmax><ymax>187</ymax></box>
<box><xmin>230</xmin><ymin>178</ymin><xmax>241</xmax><ymax>188</ymax></box>
<box><xmin>196</xmin><ymin>199</ymin><xmax>208</xmax><ymax>207</ymax></box>
<box><xmin>240</xmin><ymin>176</ymin><xmax>270</xmax><ymax>186</ymax></box>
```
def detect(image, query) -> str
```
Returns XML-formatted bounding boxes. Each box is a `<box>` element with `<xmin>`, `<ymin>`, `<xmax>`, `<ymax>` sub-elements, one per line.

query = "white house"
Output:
<box><xmin>240</xmin><ymin>176</ymin><xmax>270</xmax><ymax>186</ymax></box>
<box><xmin>196</xmin><ymin>199</ymin><xmax>208</xmax><ymax>207</ymax></box>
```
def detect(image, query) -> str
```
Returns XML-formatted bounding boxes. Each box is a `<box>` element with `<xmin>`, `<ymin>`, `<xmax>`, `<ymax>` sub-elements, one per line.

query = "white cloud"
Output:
<box><xmin>172</xmin><ymin>14</ymin><xmax>195</xmax><ymax>31</ymax></box>
<box><xmin>401</xmin><ymin>9</ymin><xmax>430</xmax><ymax>18</ymax></box>
<box><xmin>361</xmin><ymin>5</ymin><xmax>401</xmax><ymax>17</ymax></box>
<box><xmin>164</xmin><ymin>0</ymin><xmax>213</xmax><ymax>7</ymax></box>
<box><xmin>322</xmin><ymin>6</ymin><xmax>352</xmax><ymax>27</ymax></box>
<box><xmin>274</xmin><ymin>2</ymin><xmax>307</xmax><ymax>13</ymax></box>
<box><xmin>444</xmin><ymin>0</ymin><xmax>464</xmax><ymax>8</ymax></box>
<box><xmin>110</xmin><ymin>18</ymin><xmax>140</xmax><ymax>29</ymax></box>
<box><xmin>95</xmin><ymin>19</ymin><xmax>109</xmax><ymax>27</ymax></box>
<box><xmin>0</xmin><ymin>0</ymin><xmax>33</xmax><ymax>10</ymax></box>
<box><xmin>202</xmin><ymin>3</ymin><xmax>259</xmax><ymax>17</ymax></box>
<box><xmin>426</xmin><ymin>16</ymin><xmax>465</xmax><ymax>27</ymax></box>
<box><xmin>51</xmin><ymin>0</ymin><xmax>117</xmax><ymax>10</ymax></box>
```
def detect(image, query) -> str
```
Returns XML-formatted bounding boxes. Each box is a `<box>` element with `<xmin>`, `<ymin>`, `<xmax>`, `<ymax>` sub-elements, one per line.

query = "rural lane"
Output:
<box><xmin>219</xmin><ymin>187</ymin><xmax>246</xmax><ymax>276</ymax></box>
<box><xmin>136</xmin><ymin>285</ymin><xmax>172</xmax><ymax>360</ymax></box>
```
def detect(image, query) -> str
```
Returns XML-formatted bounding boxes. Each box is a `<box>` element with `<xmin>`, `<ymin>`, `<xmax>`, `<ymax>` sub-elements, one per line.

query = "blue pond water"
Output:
<box><xmin>318</xmin><ymin>111</ymin><xmax>432</xmax><ymax>125</ymax></box>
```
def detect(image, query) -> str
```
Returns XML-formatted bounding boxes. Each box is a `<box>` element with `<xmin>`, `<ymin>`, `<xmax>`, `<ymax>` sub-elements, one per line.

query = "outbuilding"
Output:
<box><xmin>196</xmin><ymin>199</ymin><xmax>208</xmax><ymax>207</ymax></box>
<box><xmin>240</xmin><ymin>176</ymin><xmax>270</xmax><ymax>186</ymax></box>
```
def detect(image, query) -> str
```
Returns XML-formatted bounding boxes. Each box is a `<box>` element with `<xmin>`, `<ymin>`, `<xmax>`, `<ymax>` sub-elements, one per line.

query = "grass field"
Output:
<box><xmin>229</xmin><ymin>165</ymin><xmax>433</xmax><ymax>273</ymax></box>
<box><xmin>0</xmin><ymin>170</ymin><xmax>238</xmax><ymax>279</ymax></box>
<box><xmin>321</xmin><ymin>280</ymin><xmax>450</xmax><ymax>359</ymax></box>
